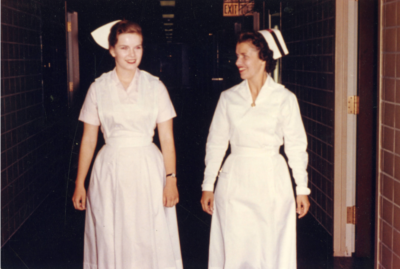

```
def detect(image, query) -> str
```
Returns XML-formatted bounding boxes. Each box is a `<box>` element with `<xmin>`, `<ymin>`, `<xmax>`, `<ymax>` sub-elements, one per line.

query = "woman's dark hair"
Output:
<box><xmin>108</xmin><ymin>20</ymin><xmax>142</xmax><ymax>49</ymax></box>
<box><xmin>237</xmin><ymin>32</ymin><xmax>277</xmax><ymax>74</ymax></box>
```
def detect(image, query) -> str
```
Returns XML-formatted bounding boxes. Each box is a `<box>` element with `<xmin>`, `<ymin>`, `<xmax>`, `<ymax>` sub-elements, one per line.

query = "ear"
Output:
<box><xmin>259</xmin><ymin>59</ymin><xmax>267</xmax><ymax>73</ymax></box>
<box><xmin>261</xmin><ymin>59</ymin><xmax>267</xmax><ymax>69</ymax></box>
<box><xmin>109</xmin><ymin>47</ymin><xmax>116</xmax><ymax>58</ymax></box>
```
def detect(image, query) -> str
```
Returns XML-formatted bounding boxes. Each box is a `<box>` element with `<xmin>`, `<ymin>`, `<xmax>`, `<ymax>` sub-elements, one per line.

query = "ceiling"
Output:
<box><xmin>66</xmin><ymin>0</ymin><xmax>282</xmax><ymax>47</ymax></box>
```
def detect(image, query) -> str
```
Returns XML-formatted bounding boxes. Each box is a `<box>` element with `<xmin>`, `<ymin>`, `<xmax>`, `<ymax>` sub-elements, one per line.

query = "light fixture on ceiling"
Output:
<box><xmin>162</xmin><ymin>14</ymin><xmax>174</xmax><ymax>19</ymax></box>
<box><xmin>164</xmin><ymin>23</ymin><xmax>173</xmax><ymax>26</ymax></box>
<box><xmin>165</xmin><ymin>29</ymin><xmax>173</xmax><ymax>32</ymax></box>
<box><xmin>160</xmin><ymin>1</ymin><xmax>175</xmax><ymax>6</ymax></box>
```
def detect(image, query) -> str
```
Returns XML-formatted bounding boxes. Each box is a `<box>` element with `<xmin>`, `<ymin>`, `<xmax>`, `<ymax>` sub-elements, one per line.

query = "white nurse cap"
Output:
<box><xmin>91</xmin><ymin>20</ymin><xmax>121</xmax><ymax>49</ymax></box>
<box><xmin>258</xmin><ymin>29</ymin><xmax>289</xmax><ymax>59</ymax></box>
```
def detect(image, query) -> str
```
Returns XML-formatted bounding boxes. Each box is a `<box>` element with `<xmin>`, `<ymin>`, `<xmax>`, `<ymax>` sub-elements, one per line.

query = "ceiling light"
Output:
<box><xmin>162</xmin><ymin>14</ymin><xmax>174</xmax><ymax>19</ymax></box>
<box><xmin>164</xmin><ymin>23</ymin><xmax>173</xmax><ymax>26</ymax></box>
<box><xmin>165</xmin><ymin>29</ymin><xmax>173</xmax><ymax>32</ymax></box>
<box><xmin>160</xmin><ymin>1</ymin><xmax>175</xmax><ymax>6</ymax></box>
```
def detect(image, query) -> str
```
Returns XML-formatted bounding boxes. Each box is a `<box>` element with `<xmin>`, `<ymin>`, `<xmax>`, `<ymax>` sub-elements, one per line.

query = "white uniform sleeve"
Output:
<box><xmin>202</xmin><ymin>92</ymin><xmax>230</xmax><ymax>191</ymax></box>
<box><xmin>281</xmin><ymin>92</ymin><xmax>310</xmax><ymax>195</ymax></box>
<box><xmin>156</xmin><ymin>81</ymin><xmax>177</xmax><ymax>123</ymax></box>
<box><xmin>79</xmin><ymin>83</ymin><xmax>101</xmax><ymax>126</ymax></box>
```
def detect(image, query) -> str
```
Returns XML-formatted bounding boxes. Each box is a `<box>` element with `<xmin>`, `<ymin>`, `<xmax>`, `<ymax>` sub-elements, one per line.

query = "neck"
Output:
<box><xmin>115</xmin><ymin>66</ymin><xmax>136</xmax><ymax>85</ymax></box>
<box><xmin>248</xmin><ymin>71</ymin><xmax>268</xmax><ymax>94</ymax></box>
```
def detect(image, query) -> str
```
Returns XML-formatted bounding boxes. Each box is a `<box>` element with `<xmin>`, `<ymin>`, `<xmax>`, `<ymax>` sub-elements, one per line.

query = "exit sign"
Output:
<box><xmin>223</xmin><ymin>0</ymin><xmax>254</xmax><ymax>17</ymax></box>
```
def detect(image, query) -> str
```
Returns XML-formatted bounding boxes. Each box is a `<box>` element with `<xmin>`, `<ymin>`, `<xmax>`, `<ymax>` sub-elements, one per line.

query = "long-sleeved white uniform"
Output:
<box><xmin>202</xmin><ymin>75</ymin><xmax>310</xmax><ymax>269</ymax></box>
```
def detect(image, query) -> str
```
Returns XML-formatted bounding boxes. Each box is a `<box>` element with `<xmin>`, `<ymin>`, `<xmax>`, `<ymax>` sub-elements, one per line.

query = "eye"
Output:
<box><xmin>120</xmin><ymin>46</ymin><xmax>128</xmax><ymax>50</ymax></box>
<box><xmin>136</xmin><ymin>45</ymin><xmax>143</xmax><ymax>50</ymax></box>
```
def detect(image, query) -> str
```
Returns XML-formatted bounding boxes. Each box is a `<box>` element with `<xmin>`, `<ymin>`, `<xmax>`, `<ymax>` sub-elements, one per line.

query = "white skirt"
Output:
<box><xmin>83</xmin><ymin>142</ymin><xmax>182</xmax><ymax>269</ymax></box>
<box><xmin>209</xmin><ymin>146</ymin><xmax>296</xmax><ymax>269</ymax></box>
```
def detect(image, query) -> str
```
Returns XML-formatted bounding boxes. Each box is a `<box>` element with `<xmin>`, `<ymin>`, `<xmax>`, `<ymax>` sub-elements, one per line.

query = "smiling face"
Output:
<box><xmin>109</xmin><ymin>33</ymin><xmax>143</xmax><ymax>73</ymax></box>
<box><xmin>235</xmin><ymin>41</ymin><xmax>266</xmax><ymax>81</ymax></box>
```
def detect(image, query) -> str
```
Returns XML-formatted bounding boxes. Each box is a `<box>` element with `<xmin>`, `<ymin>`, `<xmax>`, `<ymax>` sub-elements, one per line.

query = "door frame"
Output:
<box><xmin>334</xmin><ymin>0</ymin><xmax>358</xmax><ymax>257</ymax></box>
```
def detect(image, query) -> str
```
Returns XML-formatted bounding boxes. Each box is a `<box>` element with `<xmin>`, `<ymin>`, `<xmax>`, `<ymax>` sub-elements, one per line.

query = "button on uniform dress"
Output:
<box><xmin>202</xmin><ymin>75</ymin><xmax>310</xmax><ymax>269</ymax></box>
<box><xmin>79</xmin><ymin>69</ymin><xmax>183</xmax><ymax>269</ymax></box>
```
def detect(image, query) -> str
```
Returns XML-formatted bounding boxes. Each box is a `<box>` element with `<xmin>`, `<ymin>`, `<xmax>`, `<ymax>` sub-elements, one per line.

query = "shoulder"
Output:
<box><xmin>139</xmin><ymin>70</ymin><xmax>161</xmax><ymax>84</ymax></box>
<box><xmin>269</xmin><ymin>80</ymin><xmax>296</xmax><ymax>103</ymax></box>
<box><xmin>139</xmin><ymin>70</ymin><xmax>165</xmax><ymax>94</ymax></box>
<box><xmin>93</xmin><ymin>70</ymin><xmax>114</xmax><ymax>84</ymax></box>
<box><xmin>87</xmin><ymin>71</ymin><xmax>114</xmax><ymax>98</ymax></box>
<box><xmin>220</xmin><ymin>80</ymin><xmax>246</xmax><ymax>100</ymax></box>
<box><xmin>224</xmin><ymin>80</ymin><xmax>246</xmax><ymax>94</ymax></box>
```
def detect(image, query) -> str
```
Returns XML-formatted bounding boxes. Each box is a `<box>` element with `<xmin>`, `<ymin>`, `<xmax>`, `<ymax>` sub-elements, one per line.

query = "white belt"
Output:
<box><xmin>105</xmin><ymin>136</ymin><xmax>152</xmax><ymax>148</ymax></box>
<box><xmin>230</xmin><ymin>145</ymin><xmax>279</xmax><ymax>156</ymax></box>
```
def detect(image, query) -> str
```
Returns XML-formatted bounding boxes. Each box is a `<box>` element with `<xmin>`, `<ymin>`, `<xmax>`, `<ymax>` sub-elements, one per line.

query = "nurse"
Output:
<box><xmin>201</xmin><ymin>30</ymin><xmax>310</xmax><ymax>268</ymax></box>
<box><xmin>72</xmin><ymin>20</ymin><xmax>183</xmax><ymax>268</ymax></box>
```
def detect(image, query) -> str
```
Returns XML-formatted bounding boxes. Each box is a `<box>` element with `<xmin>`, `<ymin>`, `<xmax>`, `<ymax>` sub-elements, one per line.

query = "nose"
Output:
<box><xmin>129</xmin><ymin>48</ymin><xmax>135</xmax><ymax>57</ymax></box>
<box><xmin>236</xmin><ymin>57</ymin><xmax>241</xmax><ymax>67</ymax></box>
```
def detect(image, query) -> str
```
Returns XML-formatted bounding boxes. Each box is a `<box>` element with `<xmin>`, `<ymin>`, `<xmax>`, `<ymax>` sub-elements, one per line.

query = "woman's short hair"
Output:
<box><xmin>237</xmin><ymin>32</ymin><xmax>277</xmax><ymax>74</ymax></box>
<box><xmin>108</xmin><ymin>20</ymin><xmax>142</xmax><ymax>49</ymax></box>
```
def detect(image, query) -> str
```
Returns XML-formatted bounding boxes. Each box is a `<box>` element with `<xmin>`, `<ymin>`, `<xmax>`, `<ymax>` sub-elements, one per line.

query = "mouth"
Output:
<box><xmin>238</xmin><ymin>67</ymin><xmax>245</xmax><ymax>73</ymax></box>
<box><xmin>126</xmin><ymin>60</ymin><xmax>136</xmax><ymax>64</ymax></box>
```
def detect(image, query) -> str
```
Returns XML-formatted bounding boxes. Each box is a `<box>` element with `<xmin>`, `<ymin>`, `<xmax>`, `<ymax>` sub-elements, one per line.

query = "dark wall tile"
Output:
<box><xmin>282</xmin><ymin>0</ymin><xmax>335</xmax><ymax>235</ymax></box>
<box><xmin>1</xmin><ymin>0</ymin><xmax>68</xmax><ymax>246</ymax></box>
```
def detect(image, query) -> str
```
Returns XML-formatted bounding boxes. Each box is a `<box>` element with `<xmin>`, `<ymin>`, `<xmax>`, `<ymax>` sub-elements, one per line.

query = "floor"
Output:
<box><xmin>1</xmin><ymin>180</ymin><xmax>374</xmax><ymax>269</ymax></box>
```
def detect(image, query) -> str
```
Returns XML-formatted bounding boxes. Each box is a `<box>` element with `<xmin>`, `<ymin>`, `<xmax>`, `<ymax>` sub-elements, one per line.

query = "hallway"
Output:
<box><xmin>1</xmin><ymin>0</ymin><xmax>391</xmax><ymax>268</ymax></box>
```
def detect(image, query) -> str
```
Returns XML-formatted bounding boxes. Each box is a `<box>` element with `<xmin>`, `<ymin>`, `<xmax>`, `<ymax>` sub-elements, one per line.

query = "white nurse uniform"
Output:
<box><xmin>79</xmin><ymin>69</ymin><xmax>183</xmax><ymax>269</ymax></box>
<box><xmin>202</xmin><ymin>75</ymin><xmax>310</xmax><ymax>269</ymax></box>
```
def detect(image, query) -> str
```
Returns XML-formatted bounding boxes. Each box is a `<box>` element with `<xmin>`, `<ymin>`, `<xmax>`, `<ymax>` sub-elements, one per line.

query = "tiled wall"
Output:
<box><xmin>281</xmin><ymin>0</ymin><xmax>335</xmax><ymax>234</ymax></box>
<box><xmin>1</xmin><ymin>0</ymin><xmax>67</xmax><ymax>246</ymax></box>
<box><xmin>378</xmin><ymin>0</ymin><xmax>400</xmax><ymax>268</ymax></box>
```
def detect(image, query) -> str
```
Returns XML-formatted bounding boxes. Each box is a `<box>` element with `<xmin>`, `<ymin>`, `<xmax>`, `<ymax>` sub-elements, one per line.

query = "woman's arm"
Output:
<box><xmin>157</xmin><ymin>118</ymin><xmax>179</xmax><ymax>208</ymax></box>
<box><xmin>201</xmin><ymin>92</ymin><xmax>230</xmax><ymax>215</ymax></box>
<box><xmin>282</xmin><ymin>92</ymin><xmax>310</xmax><ymax>218</ymax></box>
<box><xmin>72</xmin><ymin>123</ymin><xmax>99</xmax><ymax>210</ymax></box>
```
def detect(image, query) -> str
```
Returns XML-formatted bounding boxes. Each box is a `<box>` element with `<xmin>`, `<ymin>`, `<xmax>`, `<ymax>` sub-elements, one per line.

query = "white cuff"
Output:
<box><xmin>201</xmin><ymin>183</ymin><xmax>215</xmax><ymax>192</ymax></box>
<box><xmin>296</xmin><ymin>186</ymin><xmax>311</xmax><ymax>195</ymax></box>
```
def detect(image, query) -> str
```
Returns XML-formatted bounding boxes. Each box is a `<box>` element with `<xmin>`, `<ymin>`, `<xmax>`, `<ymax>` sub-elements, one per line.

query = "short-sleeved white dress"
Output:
<box><xmin>202</xmin><ymin>75</ymin><xmax>310</xmax><ymax>269</ymax></box>
<box><xmin>79</xmin><ymin>69</ymin><xmax>183</xmax><ymax>269</ymax></box>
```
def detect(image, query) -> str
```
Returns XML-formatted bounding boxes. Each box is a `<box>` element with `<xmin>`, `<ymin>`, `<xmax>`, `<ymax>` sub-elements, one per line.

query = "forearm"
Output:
<box><xmin>157</xmin><ymin>119</ymin><xmax>176</xmax><ymax>183</ymax></box>
<box><xmin>75</xmin><ymin>141</ymin><xmax>97</xmax><ymax>187</ymax></box>
<box><xmin>202</xmin><ymin>141</ymin><xmax>229</xmax><ymax>191</ymax></box>
<box><xmin>160</xmin><ymin>138</ymin><xmax>176</xmax><ymax>184</ymax></box>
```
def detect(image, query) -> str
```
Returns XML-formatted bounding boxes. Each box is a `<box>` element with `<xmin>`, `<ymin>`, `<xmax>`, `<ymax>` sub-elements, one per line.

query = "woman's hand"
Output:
<box><xmin>163</xmin><ymin>178</ymin><xmax>179</xmax><ymax>207</ymax></box>
<box><xmin>201</xmin><ymin>191</ymin><xmax>214</xmax><ymax>215</ymax></box>
<box><xmin>296</xmin><ymin>195</ymin><xmax>310</xmax><ymax>218</ymax></box>
<box><xmin>72</xmin><ymin>185</ymin><xmax>87</xmax><ymax>210</ymax></box>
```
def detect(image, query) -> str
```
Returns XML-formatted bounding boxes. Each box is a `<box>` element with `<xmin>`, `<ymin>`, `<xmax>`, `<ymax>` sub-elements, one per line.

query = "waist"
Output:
<box><xmin>105</xmin><ymin>136</ymin><xmax>152</xmax><ymax>148</ymax></box>
<box><xmin>230</xmin><ymin>145</ymin><xmax>280</xmax><ymax>156</ymax></box>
